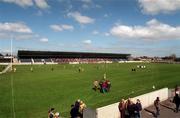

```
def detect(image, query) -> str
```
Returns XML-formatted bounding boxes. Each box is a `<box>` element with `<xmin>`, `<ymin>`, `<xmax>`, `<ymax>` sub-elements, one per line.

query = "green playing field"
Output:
<box><xmin>0</xmin><ymin>63</ymin><xmax>180</xmax><ymax>118</ymax></box>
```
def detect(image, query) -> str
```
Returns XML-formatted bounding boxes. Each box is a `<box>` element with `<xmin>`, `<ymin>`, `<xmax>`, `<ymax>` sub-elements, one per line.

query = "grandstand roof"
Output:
<box><xmin>18</xmin><ymin>50</ymin><xmax>131</xmax><ymax>59</ymax></box>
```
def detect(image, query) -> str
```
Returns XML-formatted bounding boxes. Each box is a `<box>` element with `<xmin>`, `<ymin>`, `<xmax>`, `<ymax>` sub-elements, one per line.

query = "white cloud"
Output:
<box><xmin>95</xmin><ymin>4</ymin><xmax>101</xmax><ymax>8</ymax></box>
<box><xmin>81</xmin><ymin>0</ymin><xmax>91</xmax><ymax>3</ymax></box>
<box><xmin>1</xmin><ymin>0</ymin><xmax>49</xmax><ymax>9</ymax></box>
<box><xmin>34</xmin><ymin>0</ymin><xmax>49</xmax><ymax>9</ymax></box>
<box><xmin>104</xmin><ymin>14</ymin><xmax>109</xmax><ymax>18</ymax></box>
<box><xmin>104</xmin><ymin>32</ymin><xmax>110</xmax><ymax>36</ymax></box>
<box><xmin>50</xmin><ymin>25</ymin><xmax>63</xmax><ymax>32</ymax></box>
<box><xmin>50</xmin><ymin>24</ymin><xmax>74</xmax><ymax>32</ymax></box>
<box><xmin>40</xmin><ymin>38</ymin><xmax>48</xmax><ymax>42</ymax></box>
<box><xmin>67</xmin><ymin>11</ymin><xmax>95</xmax><ymax>24</ymax></box>
<box><xmin>0</xmin><ymin>22</ymin><xmax>41</xmax><ymax>40</ymax></box>
<box><xmin>36</xmin><ymin>10</ymin><xmax>43</xmax><ymax>16</ymax></box>
<box><xmin>0</xmin><ymin>32</ymin><xmax>38</xmax><ymax>40</ymax></box>
<box><xmin>139</xmin><ymin>0</ymin><xmax>180</xmax><ymax>15</ymax></box>
<box><xmin>0</xmin><ymin>22</ymin><xmax>32</xmax><ymax>33</ymax></box>
<box><xmin>82</xmin><ymin>40</ymin><xmax>92</xmax><ymax>45</ymax></box>
<box><xmin>61</xmin><ymin>24</ymin><xmax>74</xmax><ymax>30</ymax></box>
<box><xmin>92</xmin><ymin>30</ymin><xmax>99</xmax><ymax>35</ymax></box>
<box><xmin>82</xmin><ymin>4</ymin><xmax>89</xmax><ymax>9</ymax></box>
<box><xmin>1</xmin><ymin>0</ymin><xmax>33</xmax><ymax>7</ymax></box>
<box><xmin>110</xmin><ymin>19</ymin><xmax>180</xmax><ymax>40</ymax></box>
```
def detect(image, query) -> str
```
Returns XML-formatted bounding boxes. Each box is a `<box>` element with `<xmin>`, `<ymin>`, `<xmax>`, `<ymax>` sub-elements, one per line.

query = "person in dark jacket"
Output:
<box><xmin>135</xmin><ymin>99</ymin><xmax>142</xmax><ymax>118</ymax></box>
<box><xmin>118</xmin><ymin>99</ymin><xmax>126</xmax><ymax>118</ymax></box>
<box><xmin>70</xmin><ymin>104</ymin><xmax>80</xmax><ymax>118</ymax></box>
<box><xmin>154</xmin><ymin>97</ymin><xmax>160</xmax><ymax>116</ymax></box>
<box><xmin>173</xmin><ymin>94</ymin><xmax>180</xmax><ymax>113</ymax></box>
<box><xmin>126</xmin><ymin>99</ymin><xmax>136</xmax><ymax>118</ymax></box>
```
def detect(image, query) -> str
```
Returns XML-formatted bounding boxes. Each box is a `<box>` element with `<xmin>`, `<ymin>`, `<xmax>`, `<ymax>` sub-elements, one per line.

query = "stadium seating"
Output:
<box><xmin>0</xmin><ymin>58</ymin><xmax>11</xmax><ymax>63</ymax></box>
<box><xmin>20</xmin><ymin>59</ymin><xmax>32</xmax><ymax>63</ymax></box>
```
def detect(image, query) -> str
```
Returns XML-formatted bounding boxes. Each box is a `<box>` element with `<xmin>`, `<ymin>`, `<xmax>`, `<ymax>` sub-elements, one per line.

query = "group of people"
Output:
<box><xmin>93</xmin><ymin>75</ymin><xmax>111</xmax><ymax>93</ymax></box>
<box><xmin>70</xmin><ymin>99</ymin><xmax>86</xmax><ymax>118</ymax></box>
<box><xmin>118</xmin><ymin>98</ymin><xmax>142</xmax><ymax>118</ymax></box>
<box><xmin>48</xmin><ymin>108</ymin><xmax>60</xmax><ymax>118</ymax></box>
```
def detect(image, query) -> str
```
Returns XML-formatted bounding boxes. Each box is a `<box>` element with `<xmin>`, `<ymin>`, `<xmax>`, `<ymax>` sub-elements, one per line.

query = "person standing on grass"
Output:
<box><xmin>118</xmin><ymin>99</ymin><xmax>126</xmax><ymax>118</ymax></box>
<box><xmin>30</xmin><ymin>67</ymin><xmax>33</xmax><ymax>72</ymax></box>
<box><xmin>79</xmin><ymin>100</ymin><xmax>86</xmax><ymax>118</ymax></box>
<box><xmin>70</xmin><ymin>104</ymin><xmax>80</xmax><ymax>118</ymax></box>
<box><xmin>55</xmin><ymin>112</ymin><xmax>60</xmax><ymax>118</ymax></box>
<box><xmin>93</xmin><ymin>80</ymin><xmax>99</xmax><ymax>91</ymax></box>
<box><xmin>105</xmin><ymin>79</ymin><xmax>111</xmax><ymax>92</ymax></box>
<box><xmin>102</xmin><ymin>81</ymin><xmax>107</xmax><ymax>93</ymax></box>
<box><xmin>48</xmin><ymin>108</ymin><xmax>55</xmax><ymax>118</ymax></box>
<box><xmin>99</xmin><ymin>79</ymin><xmax>103</xmax><ymax>93</ymax></box>
<box><xmin>173</xmin><ymin>93</ymin><xmax>180</xmax><ymax>113</ymax></box>
<box><xmin>154</xmin><ymin>97</ymin><xmax>160</xmax><ymax>117</ymax></box>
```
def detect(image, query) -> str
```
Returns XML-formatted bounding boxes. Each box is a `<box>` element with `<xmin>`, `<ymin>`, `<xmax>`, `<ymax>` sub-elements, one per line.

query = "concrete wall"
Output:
<box><xmin>83</xmin><ymin>108</ymin><xmax>96</xmax><ymax>118</ymax></box>
<box><xmin>95</xmin><ymin>88</ymin><xmax>168</xmax><ymax>118</ymax></box>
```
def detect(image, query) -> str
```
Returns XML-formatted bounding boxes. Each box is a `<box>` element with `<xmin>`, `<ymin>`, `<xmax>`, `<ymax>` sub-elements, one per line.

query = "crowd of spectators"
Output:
<box><xmin>93</xmin><ymin>74</ymin><xmax>111</xmax><ymax>93</ymax></box>
<box><xmin>52</xmin><ymin>58</ymin><xmax>124</xmax><ymax>64</ymax></box>
<box><xmin>70</xmin><ymin>99</ymin><xmax>86</xmax><ymax>118</ymax></box>
<box><xmin>48</xmin><ymin>108</ymin><xmax>60</xmax><ymax>118</ymax></box>
<box><xmin>118</xmin><ymin>98</ymin><xmax>142</xmax><ymax>118</ymax></box>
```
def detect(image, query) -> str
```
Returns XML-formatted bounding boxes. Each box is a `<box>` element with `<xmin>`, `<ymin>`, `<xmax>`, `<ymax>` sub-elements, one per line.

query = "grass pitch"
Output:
<box><xmin>0</xmin><ymin>65</ymin><xmax>6</xmax><ymax>71</ymax></box>
<box><xmin>0</xmin><ymin>63</ymin><xmax>180</xmax><ymax>118</ymax></box>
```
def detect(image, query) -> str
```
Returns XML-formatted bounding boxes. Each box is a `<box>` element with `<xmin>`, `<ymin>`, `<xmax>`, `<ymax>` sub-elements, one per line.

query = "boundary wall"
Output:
<box><xmin>84</xmin><ymin>88</ymin><xmax>168</xmax><ymax>118</ymax></box>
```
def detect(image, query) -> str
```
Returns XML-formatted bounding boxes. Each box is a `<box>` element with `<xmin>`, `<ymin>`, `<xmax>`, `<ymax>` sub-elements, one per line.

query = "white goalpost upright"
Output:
<box><xmin>10</xmin><ymin>36</ymin><xmax>13</xmax><ymax>71</ymax></box>
<box><xmin>10</xmin><ymin>35</ymin><xmax>16</xmax><ymax>118</ymax></box>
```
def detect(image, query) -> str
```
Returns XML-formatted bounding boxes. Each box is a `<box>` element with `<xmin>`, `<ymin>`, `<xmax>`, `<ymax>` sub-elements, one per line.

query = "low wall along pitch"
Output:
<box><xmin>84</xmin><ymin>88</ymin><xmax>169</xmax><ymax>118</ymax></box>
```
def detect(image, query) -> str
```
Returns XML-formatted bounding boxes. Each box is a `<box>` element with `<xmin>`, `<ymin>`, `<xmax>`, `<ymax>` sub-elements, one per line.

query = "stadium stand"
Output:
<box><xmin>0</xmin><ymin>53</ymin><xmax>3</xmax><ymax>57</ymax></box>
<box><xmin>19</xmin><ymin>59</ymin><xmax>32</xmax><ymax>63</ymax></box>
<box><xmin>0</xmin><ymin>54</ymin><xmax>12</xmax><ymax>63</ymax></box>
<box><xmin>33</xmin><ymin>59</ymin><xmax>43</xmax><ymax>63</ymax></box>
<box><xmin>0</xmin><ymin>58</ymin><xmax>11</xmax><ymax>63</ymax></box>
<box><xmin>18</xmin><ymin>50</ymin><xmax>131</xmax><ymax>64</ymax></box>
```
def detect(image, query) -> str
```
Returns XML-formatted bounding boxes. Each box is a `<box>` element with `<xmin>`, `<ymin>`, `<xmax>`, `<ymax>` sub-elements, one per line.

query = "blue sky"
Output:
<box><xmin>0</xmin><ymin>0</ymin><xmax>180</xmax><ymax>57</ymax></box>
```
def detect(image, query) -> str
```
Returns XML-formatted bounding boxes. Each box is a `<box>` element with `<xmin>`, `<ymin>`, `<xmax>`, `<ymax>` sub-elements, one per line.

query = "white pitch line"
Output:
<box><xmin>11</xmin><ymin>74</ymin><xmax>16</xmax><ymax>118</ymax></box>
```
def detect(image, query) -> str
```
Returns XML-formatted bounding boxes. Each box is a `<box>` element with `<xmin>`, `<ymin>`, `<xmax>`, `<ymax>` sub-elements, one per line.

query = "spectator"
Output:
<box><xmin>154</xmin><ymin>97</ymin><xmax>160</xmax><ymax>117</ymax></box>
<box><xmin>70</xmin><ymin>104</ymin><xmax>79</xmax><ymax>118</ymax></box>
<box><xmin>135</xmin><ymin>99</ymin><xmax>142</xmax><ymax>118</ymax></box>
<box><xmin>79</xmin><ymin>100</ymin><xmax>86</xmax><ymax>118</ymax></box>
<box><xmin>106</xmin><ymin>79</ymin><xmax>111</xmax><ymax>92</ymax></box>
<box><xmin>173</xmin><ymin>93</ymin><xmax>180</xmax><ymax>113</ymax></box>
<box><xmin>127</xmin><ymin>99</ymin><xmax>136</xmax><ymax>118</ymax></box>
<box><xmin>93</xmin><ymin>80</ymin><xmax>99</xmax><ymax>91</ymax></box>
<box><xmin>99</xmin><ymin>79</ymin><xmax>103</xmax><ymax>93</ymax></box>
<box><xmin>48</xmin><ymin>108</ymin><xmax>55</xmax><ymax>118</ymax></box>
<box><xmin>102</xmin><ymin>81</ymin><xmax>107</xmax><ymax>93</ymax></box>
<box><xmin>55</xmin><ymin>112</ymin><xmax>60</xmax><ymax>118</ymax></box>
<box><xmin>175</xmin><ymin>85</ymin><xmax>179</xmax><ymax>95</ymax></box>
<box><xmin>118</xmin><ymin>99</ymin><xmax>126</xmax><ymax>118</ymax></box>
<box><xmin>124</xmin><ymin>99</ymin><xmax>131</xmax><ymax>118</ymax></box>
